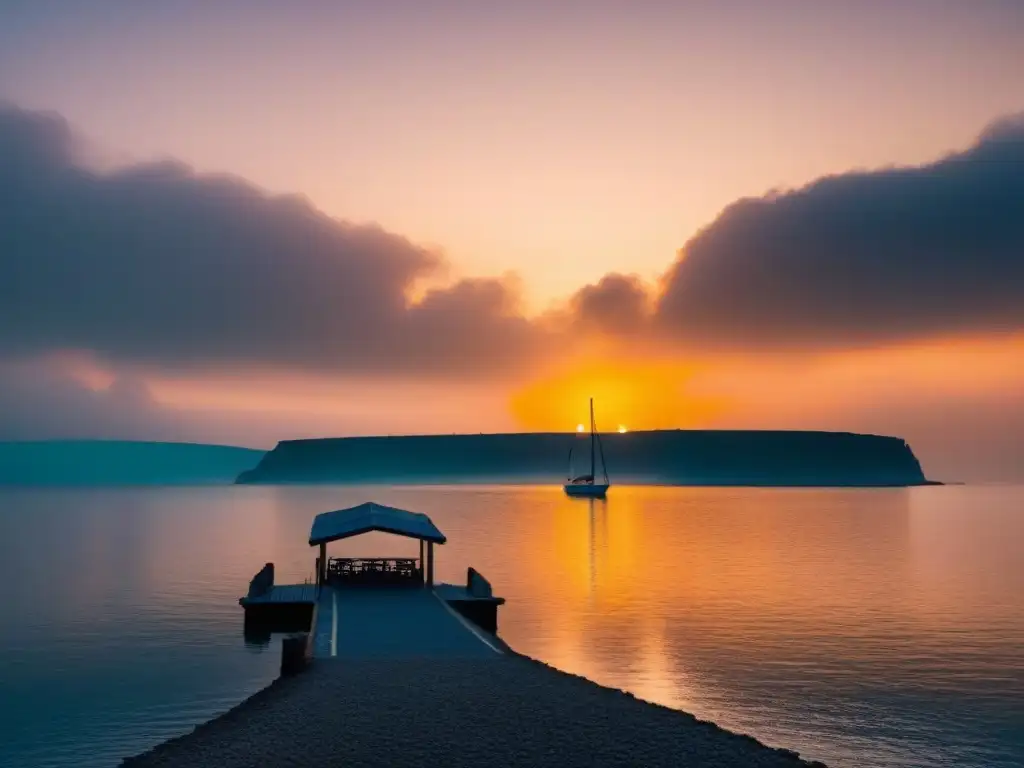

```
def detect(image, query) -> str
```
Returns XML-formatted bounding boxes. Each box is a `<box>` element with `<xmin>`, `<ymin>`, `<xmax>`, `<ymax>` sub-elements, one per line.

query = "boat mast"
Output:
<box><xmin>589</xmin><ymin>397</ymin><xmax>596</xmax><ymax>480</ymax></box>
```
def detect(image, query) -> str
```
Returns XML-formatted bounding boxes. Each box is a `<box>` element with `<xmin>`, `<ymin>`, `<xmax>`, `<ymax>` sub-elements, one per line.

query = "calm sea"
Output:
<box><xmin>0</xmin><ymin>485</ymin><xmax>1021</xmax><ymax>767</ymax></box>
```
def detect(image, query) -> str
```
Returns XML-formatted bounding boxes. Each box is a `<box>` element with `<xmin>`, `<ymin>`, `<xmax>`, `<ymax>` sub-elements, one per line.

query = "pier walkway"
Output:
<box><xmin>126</xmin><ymin>501</ymin><xmax>823</xmax><ymax>767</ymax></box>
<box><xmin>311</xmin><ymin>585</ymin><xmax>502</xmax><ymax>659</ymax></box>
<box><xmin>242</xmin><ymin>503</ymin><xmax>505</xmax><ymax>661</ymax></box>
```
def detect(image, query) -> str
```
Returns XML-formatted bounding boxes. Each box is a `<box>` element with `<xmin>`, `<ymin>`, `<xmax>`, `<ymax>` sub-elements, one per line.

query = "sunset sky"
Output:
<box><xmin>0</xmin><ymin>1</ymin><xmax>1022</xmax><ymax>481</ymax></box>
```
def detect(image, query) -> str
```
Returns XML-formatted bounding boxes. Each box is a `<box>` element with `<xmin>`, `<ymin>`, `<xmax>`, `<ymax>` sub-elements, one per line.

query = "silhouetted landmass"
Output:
<box><xmin>0</xmin><ymin>440</ymin><xmax>266</xmax><ymax>486</ymax></box>
<box><xmin>236</xmin><ymin>430</ymin><xmax>930</xmax><ymax>487</ymax></box>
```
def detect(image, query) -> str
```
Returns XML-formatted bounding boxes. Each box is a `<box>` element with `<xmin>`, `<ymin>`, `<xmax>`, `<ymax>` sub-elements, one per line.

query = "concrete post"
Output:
<box><xmin>419</xmin><ymin>539</ymin><xmax>425</xmax><ymax>585</ymax></box>
<box><xmin>318</xmin><ymin>542</ymin><xmax>327</xmax><ymax>585</ymax></box>
<box><xmin>281</xmin><ymin>633</ymin><xmax>309</xmax><ymax>676</ymax></box>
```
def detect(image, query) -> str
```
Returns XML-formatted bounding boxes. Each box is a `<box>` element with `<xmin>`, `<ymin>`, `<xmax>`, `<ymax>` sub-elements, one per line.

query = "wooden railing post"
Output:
<box><xmin>427</xmin><ymin>541</ymin><xmax>434</xmax><ymax>587</ymax></box>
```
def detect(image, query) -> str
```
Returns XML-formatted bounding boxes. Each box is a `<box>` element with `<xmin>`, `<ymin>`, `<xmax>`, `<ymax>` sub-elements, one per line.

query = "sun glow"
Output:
<box><xmin>576</xmin><ymin>423</ymin><xmax>585</xmax><ymax>432</ymax></box>
<box><xmin>618</xmin><ymin>425</ymin><xmax>628</xmax><ymax>433</ymax></box>
<box><xmin>511</xmin><ymin>358</ymin><xmax>728</xmax><ymax>432</ymax></box>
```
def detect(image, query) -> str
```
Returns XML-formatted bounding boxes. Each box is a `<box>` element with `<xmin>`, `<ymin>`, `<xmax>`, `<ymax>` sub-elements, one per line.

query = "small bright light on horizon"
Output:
<box><xmin>576</xmin><ymin>423</ymin><xmax>585</xmax><ymax>432</ymax></box>
<box><xmin>618</xmin><ymin>425</ymin><xmax>628</xmax><ymax>433</ymax></box>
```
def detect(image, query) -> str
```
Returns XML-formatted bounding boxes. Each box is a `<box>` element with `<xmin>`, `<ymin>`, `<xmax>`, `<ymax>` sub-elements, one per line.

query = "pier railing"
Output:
<box><xmin>326</xmin><ymin>557</ymin><xmax>422</xmax><ymax>586</ymax></box>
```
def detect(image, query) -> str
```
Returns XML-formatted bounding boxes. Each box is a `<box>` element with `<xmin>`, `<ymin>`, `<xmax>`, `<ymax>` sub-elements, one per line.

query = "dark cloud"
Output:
<box><xmin>652</xmin><ymin>113</ymin><xmax>1024</xmax><ymax>349</ymax></box>
<box><xmin>6</xmin><ymin>101</ymin><xmax>1023</xmax><ymax>378</ymax></box>
<box><xmin>568</xmin><ymin>273</ymin><xmax>650</xmax><ymax>334</ymax></box>
<box><xmin>0</xmin><ymin>359</ymin><xmax>185</xmax><ymax>442</ymax></box>
<box><xmin>0</xmin><ymin>104</ymin><xmax>545</xmax><ymax>376</ymax></box>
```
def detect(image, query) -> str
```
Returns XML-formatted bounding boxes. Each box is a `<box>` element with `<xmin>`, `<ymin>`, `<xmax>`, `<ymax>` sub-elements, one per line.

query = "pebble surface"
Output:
<box><xmin>121</xmin><ymin>654</ymin><xmax>827</xmax><ymax>767</ymax></box>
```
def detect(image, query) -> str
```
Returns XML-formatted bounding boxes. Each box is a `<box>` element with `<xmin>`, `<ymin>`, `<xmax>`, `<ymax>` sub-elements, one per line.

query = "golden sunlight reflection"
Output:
<box><xmin>630</xmin><ymin>623</ymin><xmax>688</xmax><ymax>711</ymax></box>
<box><xmin>488</xmin><ymin>485</ymin><xmax>921</xmax><ymax>729</ymax></box>
<box><xmin>11</xmin><ymin>482</ymin><xmax>1022</xmax><ymax>768</ymax></box>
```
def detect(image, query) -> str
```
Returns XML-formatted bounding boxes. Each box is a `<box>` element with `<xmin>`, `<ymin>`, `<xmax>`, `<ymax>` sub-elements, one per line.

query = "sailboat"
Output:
<box><xmin>564</xmin><ymin>398</ymin><xmax>610</xmax><ymax>498</ymax></box>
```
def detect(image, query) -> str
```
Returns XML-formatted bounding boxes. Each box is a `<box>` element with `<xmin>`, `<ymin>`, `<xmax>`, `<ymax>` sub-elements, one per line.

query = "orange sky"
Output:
<box><xmin>88</xmin><ymin>330</ymin><xmax>1015</xmax><ymax>482</ymax></box>
<box><xmin>0</xmin><ymin>2</ymin><xmax>1022</xmax><ymax>481</ymax></box>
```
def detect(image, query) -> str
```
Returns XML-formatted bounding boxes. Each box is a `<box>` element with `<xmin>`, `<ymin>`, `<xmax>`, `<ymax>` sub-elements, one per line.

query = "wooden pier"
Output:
<box><xmin>239</xmin><ymin>501</ymin><xmax>505</xmax><ymax>662</ymax></box>
<box><xmin>123</xmin><ymin>500</ymin><xmax>825</xmax><ymax>767</ymax></box>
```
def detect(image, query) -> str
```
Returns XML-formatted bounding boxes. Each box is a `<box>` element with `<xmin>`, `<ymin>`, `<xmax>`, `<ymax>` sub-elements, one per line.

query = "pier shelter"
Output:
<box><xmin>308</xmin><ymin>501</ymin><xmax>446</xmax><ymax>588</ymax></box>
<box><xmin>240</xmin><ymin>501</ymin><xmax>504</xmax><ymax>659</ymax></box>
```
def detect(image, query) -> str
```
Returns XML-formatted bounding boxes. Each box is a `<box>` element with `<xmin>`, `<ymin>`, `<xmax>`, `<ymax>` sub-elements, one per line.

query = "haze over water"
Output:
<box><xmin>0</xmin><ymin>484</ymin><xmax>1021</xmax><ymax>768</ymax></box>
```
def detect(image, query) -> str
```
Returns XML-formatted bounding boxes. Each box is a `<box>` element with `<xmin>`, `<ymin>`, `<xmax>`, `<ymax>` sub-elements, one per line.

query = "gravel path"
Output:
<box><xmin>121</xmin><ymin>655</ymin><xmax>826</xmax><ymax>767</ymax></box>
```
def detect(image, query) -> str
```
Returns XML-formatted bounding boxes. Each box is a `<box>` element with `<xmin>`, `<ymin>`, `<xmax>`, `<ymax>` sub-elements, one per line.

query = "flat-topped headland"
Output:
<box><xmin>0</xmin><ymin>440</ymin><xmax>265</xmax><ymax>486</ymax></box>
<box><xmin>237</xmin><ymin>429</ymin><xmax>930</xmax><ymax>487</ymax></box>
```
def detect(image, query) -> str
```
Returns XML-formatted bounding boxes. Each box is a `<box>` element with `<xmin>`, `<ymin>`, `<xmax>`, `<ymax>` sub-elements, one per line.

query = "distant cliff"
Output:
<box><xmin>0</xmin><ymin>441</ymin><xmax>266</xmax><ymax>486</ymax></box>
<box><xmin>236</xmin><ymin>430</ymin><xmax>930</xmax><ymax>487</ymax></box>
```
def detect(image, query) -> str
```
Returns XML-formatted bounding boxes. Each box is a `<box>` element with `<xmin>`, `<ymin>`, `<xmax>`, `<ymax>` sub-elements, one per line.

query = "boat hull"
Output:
<box><xmin>563</xmin><ymin>483</ymin><xmax>609</xmax><ymax>498</ymax></box>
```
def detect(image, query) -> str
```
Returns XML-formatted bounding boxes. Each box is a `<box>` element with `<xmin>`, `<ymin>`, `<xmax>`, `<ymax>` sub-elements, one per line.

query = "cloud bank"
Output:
<box><xmin>4</xmin><ymin>102</ymin><xmax>1023</xmax><ymax>380</ymax></box>
<box><xmin>1</xmin><ymin>101</ymin><xmax>1024</xmax><ymax>472</ymax></box>
<box><xmin>0</xmin><ymin>104</ymin><xmax>544</xmax><ymax>376</ymax></box>
<box><xmin>0</xmin><ymin>358</ymin><xmax>183</xmax><ymax>442</ymax></box>
<box><xmin>649</xmin><ymin>113</ymin><xmax>1024</xmax><ymax>349</ymax></box>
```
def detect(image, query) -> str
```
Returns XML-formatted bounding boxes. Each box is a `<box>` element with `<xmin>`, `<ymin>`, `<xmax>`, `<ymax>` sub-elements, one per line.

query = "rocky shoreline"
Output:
<box><xmin>121</xmin><ymin>653</ymin><xmax>827</xmax><ymax>768</ymax></box>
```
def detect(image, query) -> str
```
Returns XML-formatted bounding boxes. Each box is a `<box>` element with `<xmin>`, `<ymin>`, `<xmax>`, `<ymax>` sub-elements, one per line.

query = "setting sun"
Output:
<box><xmin>511</xmin><ymin>359</ymin><xmax>728</xmax><ymax>433</ymax></box>
<box><xmin>576</xmin><ymin>424</ymin><xmax>585</xmax><ymax>433</ymax></box>
<box><xmin>618</xmin><ymin>425</ymin><xmax>628</xmax><ymax>433</ymax></box>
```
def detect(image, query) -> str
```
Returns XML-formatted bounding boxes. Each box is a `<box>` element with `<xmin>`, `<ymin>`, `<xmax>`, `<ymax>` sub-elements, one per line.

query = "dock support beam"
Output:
<box><xmin>318</xmin><ymin>543</ymin><xmax>326</xmax><ymax>586</ymax></box>
<box><xmin>427</xmin><ymin>541</ymin><xmax>434</xmax><ymax>587</ymax></box>
<box><xmin>419</xmin><ymin>540</ymin><xmax>425</xmax><ymax>584</ymax></box>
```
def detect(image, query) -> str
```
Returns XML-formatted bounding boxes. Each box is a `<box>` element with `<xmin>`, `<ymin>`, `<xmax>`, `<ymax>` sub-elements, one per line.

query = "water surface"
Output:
<box><xmin>0</xmin><ymin>485</ymin><xmax>1021</xmax><ymax>767</ymax></box>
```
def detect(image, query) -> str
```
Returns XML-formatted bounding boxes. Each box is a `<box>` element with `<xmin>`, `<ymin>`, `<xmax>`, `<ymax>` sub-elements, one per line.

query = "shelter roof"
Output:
<box><xmin>308</xmin><ymin>501</ymin><xmax>447</xmax><ymax>546</ymax></box>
